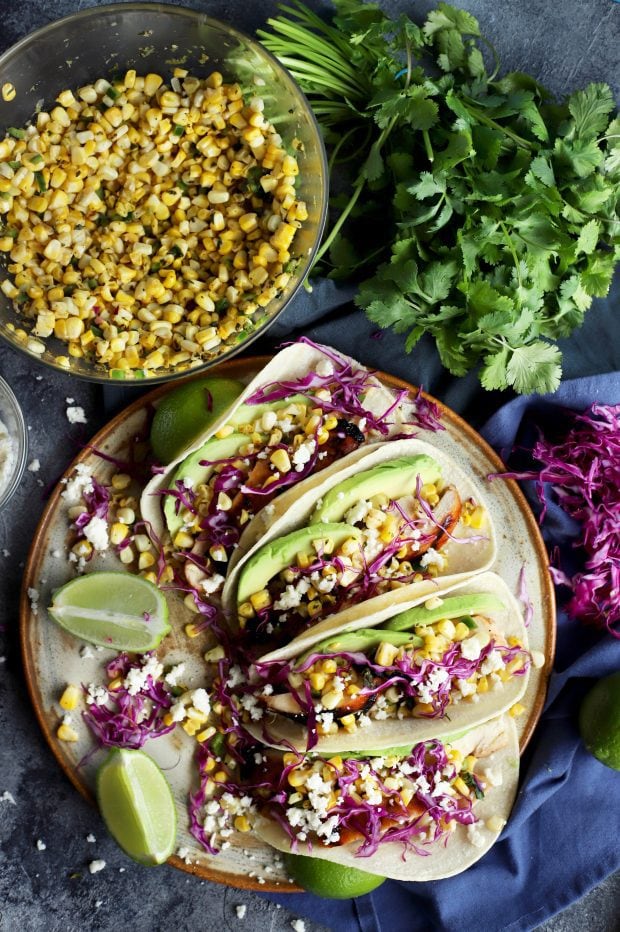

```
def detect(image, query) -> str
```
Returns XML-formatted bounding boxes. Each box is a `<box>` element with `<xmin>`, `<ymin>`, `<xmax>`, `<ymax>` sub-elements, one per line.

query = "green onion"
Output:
<box><xmin>34</xmin><ymin>171</ymin><xmax>47</xmax><ymax>193</ymax></box>
<box><xmin>172</xmin><ymin>124</ymin><xmax>185</xmax><ymax>137</ymax></box>
<box><xmin>7</xmin><ymin>127</ymin><xmax>25</xmax><ymax>139</ymax></box>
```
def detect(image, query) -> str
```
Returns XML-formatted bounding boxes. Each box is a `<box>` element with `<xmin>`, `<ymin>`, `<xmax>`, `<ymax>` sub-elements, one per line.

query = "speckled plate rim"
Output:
<box><xmin>20</xmin><ymin>355</ymin><xmax>556</xmax><ymax>892</ymax></box>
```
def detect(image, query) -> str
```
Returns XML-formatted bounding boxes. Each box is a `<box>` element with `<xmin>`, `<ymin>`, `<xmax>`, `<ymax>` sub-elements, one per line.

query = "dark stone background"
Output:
<box><xmin>0</xmin><ymin>2</ymin><xmax>619</xmax><ymax>930</ymax></box>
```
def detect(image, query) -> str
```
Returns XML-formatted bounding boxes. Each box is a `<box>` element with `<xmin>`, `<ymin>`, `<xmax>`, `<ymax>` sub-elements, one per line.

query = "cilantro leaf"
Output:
<box><xmin>568</xmin><ymin>83</ymin><xmax>615</xmax><ymax>139</ymax></box>
<box><xmin>575</xmin><ymin>219</ymin><xmax>600</xmax><ymax>256</ymax></box>
<box><xmin>480</xmin><ymin>348</ymin><xmax>510</xmax><ymax>390</ymax></box>
<box><xmin>506</xmin><ymin>342</ymin><xmax>562</xmax><ymax>393</ymax></box>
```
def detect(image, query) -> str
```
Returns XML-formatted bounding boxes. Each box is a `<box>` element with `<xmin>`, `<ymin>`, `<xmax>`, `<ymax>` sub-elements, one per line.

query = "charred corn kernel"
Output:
<box><xmin>197</xmin><ymin>725</ymin><xmax>216</xmax><ymax>743</ymax></box>
<box><xmin>437</xmin><ymin>619</ymin><xmax>456</xmax><ymax>639</ymax></box>
<box><xmin>269</xmin><ymin>448</ymin><xmax>291</xmax><ymax>473</ymax></box>
<box><xmin>185</xmin><ymin>622</ymin><xmax>203</xmax><ymax>638</ymax></box>
<box><xmin>322</xmin><ymin>659</ymin><xmax>338</xmax><ymax>675</ymax></box>
<box><xmin>183</xmin><ymin>594</ymin><xmax>200</xmax><ymax>614</ymax></box>
<box><xmin>310</xmin><ymin>672</ymin><xmax>326</xmax><ymax>692</ymax></box>
<box><xmin>462</xmin><ymin>755</ymin><xmax>476</xmax><ymax>771</ymax></box>
<box><xmin>110</xmin><ymin>522</ymin><xmax>129</xmax><ymax>545</ymax></box>
<box><xmin>468</xmin><ymin>506</ymin><xmax>485</xmax><ymax>529</ymax></box>
<box><xmin>509</xmin><ymin>702</ymin><xmax>526</xmax><ymax>718</ymax></box>
<box><xmin>413</xmin><ymin>701</ymin><xmax>435</xmax><ymax>715</ymax></box>
<box><xmin>173</xmin><ymin>530</ymin><xmax>194</xmax><ymax>549</ymax></box>
<box><xmin>453</xmin><ymin>777</ymin><xmax>470</xmax><ymax>797</ymax></box>
<box><xmin>59</xmin><ymin>685</ymin><xmax>80</xmax><ymax>711</ymax></box>
<box><xmin>118</xmin><ymin>545</ymin><xmax>135</xmax><ymax>564</ymax></box>
<box><xmin>116</xmin><ymin>506</ymin><xmax>135</xmax><ymax>525</ymax></box>
<box><xmin>2</xmin><ymin>82</ymin><xmax>16</xmax><ymax>102</ymax></box>
<box><xmin>57</xmin><ymin>723</ymin><xmax>79</xmax><ymax>742</ymax></box>
<box><xmin>111</xmin><ymin>473</ymin><xmax>131</xmax><ymax>490</ymax></box>
<box><xmin>141</xmin><ymin>571</ymin><xmax>157</xmax><ymax>584</ymax></box>
<box><xmin>449</xmin><ymin>748</ymin><xmax>463</xmax><ymax>765</ymax></box>
<box><xmin>375</xmin><ymin>641</ymin><xmax>399</xmax><ymax>667</ymax></box>
<box><xmin>287</xmin><ymin>769</ymin><xmax>308</xmax><ymax>788</ymax></box>
<box><xmin>238</xmin><ymin>601</ymin><xmax>255</xmax><ymax>619</ymax></box>
<box><xmin>249</xmin><ymin>589</ymin><xmax>271</xmax><ymax>612</ymax></box>
<box><xmin>234</xmin><ymin>815</ymin><xmax>251</xmax><ymax>833</ymax></box>
<box><xmin>454</xmin><ymin>622</ymin><xmax>470</xmax><ymax>641</ymax></box>
<box><xmin>340</xmin><ymin>714</ymin><xmax>356</xmax><ymax>731</ymax></box>
<box><xmin>183</xmin><ymin>720</ymin><xmax>200</xmax><ymax>736</ymax></box>
<box><xmin>296</xmin><ymin>551</ymin><xmax>311</xmax><ymax>569</ymax></box>
<box><xmin>307</xmin><ymin>599</ymin><xmax>322</xmax><ymax>618</ymax></box>
<box><xmin>477</xmin><ymin>675</ymin><xmax>489</xmax><ymax>693</ymax></box>
<box><xmin>72</xmin><ymin>539</ymin><xmax>92</xmax><ymax>559</ymax></box>
<box><xmin>420</xmin><ymin>483</ymin><xmax>439</xmax><ymax>506</ymax></box>
<box><xmin>321</xmin><ymin>688</ymin><xmax>344</xmax><ymax>711</ymax></box>
<box><xmin>138</xmin><ymin>551</ymin><xmax>155</xmax><ymax>570</ymax></box>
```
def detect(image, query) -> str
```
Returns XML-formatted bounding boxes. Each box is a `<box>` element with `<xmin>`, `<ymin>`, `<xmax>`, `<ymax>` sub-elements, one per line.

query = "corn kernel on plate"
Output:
<box><xmin>0</xmin><ymin>3</ymin><xmax>327</xmax><ymax>382</ymax></box>
<box><xmin>20</xmin><ymin>353</ymin><xmax>554</xmax><ymax>890</ymax></box>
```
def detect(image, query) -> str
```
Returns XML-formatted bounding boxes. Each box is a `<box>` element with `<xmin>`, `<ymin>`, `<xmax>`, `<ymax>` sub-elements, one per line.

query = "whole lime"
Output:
<box><xmin>579</xmin><ymin>671</ymin><xmax>620</xmax><ymax>771</ymax></box>
<box><xmin>150</xmin><ymin>376</ymin><xmax>243</xmax><ymax>464</ymax></box>
<box><xmin>284</xmin><ymin>852</ymin><xmax>385</xmax><ymax>899</ymax></box>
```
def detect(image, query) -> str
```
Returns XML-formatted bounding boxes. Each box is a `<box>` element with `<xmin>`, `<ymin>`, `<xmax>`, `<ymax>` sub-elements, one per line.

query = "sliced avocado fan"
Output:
<box><xmin>236</xmin><ymin>523</ymin><xmax>361</xmax><ymax>607</ymax></box>
<box><xmin>309</xmin><ymin>455</ymin><xmax>442</xmax><ymax>524</ymax></box>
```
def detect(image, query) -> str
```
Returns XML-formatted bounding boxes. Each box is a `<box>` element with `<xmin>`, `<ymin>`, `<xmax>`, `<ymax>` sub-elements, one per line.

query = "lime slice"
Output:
<box><xmin>284</xmin><ymin>852</ymin><xmax>385</xmax><ymax>899</ymax></box>
<box><xmin>579</xmin><ymin>671</ymin><xmax>620</xmax><ymax>771</ymax></box>
<box><xmin>48</xmin><ymin>572</ymin><xmax>170</xmax><ymax>651</ymax></box>
<box><xmin>96</xmin><ymin>748</ymin><xmax>177</xmax><ymax>865</ymax></box>
<box><xmin>150</xmin><ymin>376</ymin><xmax>244</xmax><ymax>464</ymax></box>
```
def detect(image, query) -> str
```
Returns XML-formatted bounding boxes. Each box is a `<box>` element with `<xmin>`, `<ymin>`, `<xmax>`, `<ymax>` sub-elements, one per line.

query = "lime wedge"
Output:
<box><xmin>283</xmin><ymin>852</ymin><xmax>385</xmax><ymax>898</ymax></box>
<box><xmin>96</xmin><ymin>748</ymin><xmax>177</xmax><ymax>865</ymax></box>
<box><xmin>150</xmin><ymin>376</ymin><xmax>244</xmax><ymax>464</ymax></box>
<box><xmin>48</xmin><ymin>572</ymin><xmax>170</xmax><ymax>651</ymax></box>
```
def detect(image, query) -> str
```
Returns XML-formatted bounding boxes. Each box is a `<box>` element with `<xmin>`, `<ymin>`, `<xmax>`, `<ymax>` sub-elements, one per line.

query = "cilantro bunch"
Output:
<box><xmin>260</xmin><ymin>1</ymin><xmax>620</xmax><ymax>394</ymax></box>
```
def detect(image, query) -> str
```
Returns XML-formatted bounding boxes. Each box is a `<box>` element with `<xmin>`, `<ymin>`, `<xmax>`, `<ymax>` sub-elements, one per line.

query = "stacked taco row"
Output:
<box><xmin>143</xmin><ymin>340</ymin><xmax>532</xmax><ymax>882</ymax></box>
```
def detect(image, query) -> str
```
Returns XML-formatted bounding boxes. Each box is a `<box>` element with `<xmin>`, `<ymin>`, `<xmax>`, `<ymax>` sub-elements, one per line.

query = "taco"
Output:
<box><xmin>225</xmin><ymin>439</ymin><xmax>495</xmax><ymax>654</ymax></box>
<box><xmin>140</xmin><ymin>339</ymin><xmax>432</xmax><ymax>598</ymax></box>
<box><xmin>238</xmin><ymin>573</ymin><xmax>530</xmax><ymax>752</ymax></box>
<box><xmin>249</xmin><ymin>715</ymin><xmax>518</xmax><ymax>881</ymax></box>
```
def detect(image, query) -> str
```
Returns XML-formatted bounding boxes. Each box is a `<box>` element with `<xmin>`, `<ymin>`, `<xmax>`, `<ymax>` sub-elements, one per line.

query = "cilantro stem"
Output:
<box><xmin>499</xmin><ymin>220</ymin><xmax>522</xmax><ymax>288</ymax></box>
<box><xmin>423</xmin><ymin>130</ymin><xmax>435</xmax><ymax>163</ymax></box>
<box><xmin>461</xmin><ymin>98</ymin><xmax>534</xmax><ymax>150</ymax></box>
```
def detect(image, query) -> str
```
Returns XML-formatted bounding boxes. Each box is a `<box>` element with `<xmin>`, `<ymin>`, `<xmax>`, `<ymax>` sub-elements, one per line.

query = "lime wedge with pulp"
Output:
<box><xmin>150</xmin><ymin>376</ymin><xmax>244</xmax><ymax>464</ymax></box>
<box><xmin>579</xmin><ymin>671</ymin><xmax>620</xmax><ymax>771</ymax></box>
<box><xmin>284</xmin><ymin>852</ymin><xmax>385</xmax><ymax>898</ymax></box>
<box><xmin>48</xmin><ymin>572</ymin><xmax>170</xmax><ymax>651</ymax></box>
<box><xmin>97</xmin><ymin>748</ymin><xmax>177</xmax><ymax>865</ymax></box>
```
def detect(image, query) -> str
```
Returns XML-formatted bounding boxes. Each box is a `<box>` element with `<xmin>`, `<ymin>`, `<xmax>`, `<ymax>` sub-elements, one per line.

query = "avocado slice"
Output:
<box><xmin>341</xmin><ymin>745</ymin><xmax>417</xmax><ymax>760</ymax></box>
<box><xmin>236</xmin><ymin>522</ymin><xmax>361</xmax><ymax>606</ymax></box>
<box><xmin>299</xmin><ymin>627</ymin><xmax>423</xmax><ymax>662</ymax></box>
<box><xmin>383</xmin><ymin>592</ymin><xmax>505</xmax><ymax>632</ymax></box>
<box><xmin>229</xmin><ymin>394</ymin><xmax>309</xmax><ymax>427</ymax></box>
<box><xmin>163</xmin><ymin>432</ymin><xmax>247</xmax><ymax>536</ymax></box>
<box><xmin>309</xmin><ymin>455</ymin><xmax>442</xmax><ymax>524</ymax></box>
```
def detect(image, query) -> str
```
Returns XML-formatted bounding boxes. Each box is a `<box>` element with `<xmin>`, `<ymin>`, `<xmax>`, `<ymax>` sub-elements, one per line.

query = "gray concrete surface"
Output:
<box><xmin>1</xmin><ymin>2</ymin><xmax>619</xmax><ymax>931</ymax></box>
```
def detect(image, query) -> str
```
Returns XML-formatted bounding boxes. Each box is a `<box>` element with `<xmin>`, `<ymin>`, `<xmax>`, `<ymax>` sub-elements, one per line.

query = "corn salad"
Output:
<box><xmin>0</xmin><ymin>70</ymin><xmax>307</xmax><ymax>374</ymax></box>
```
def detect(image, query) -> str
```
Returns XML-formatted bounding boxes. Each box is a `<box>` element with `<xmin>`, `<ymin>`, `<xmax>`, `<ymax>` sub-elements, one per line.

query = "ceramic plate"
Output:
<box><xmin>20</xmin><ymin>356</ymin><xmax>555</xmax><ymax>892</ymax></box>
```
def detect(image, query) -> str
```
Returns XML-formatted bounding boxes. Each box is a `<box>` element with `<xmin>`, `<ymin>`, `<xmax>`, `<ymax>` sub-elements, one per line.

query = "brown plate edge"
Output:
<box><xmin>20</xmin><ymin>356</ymin><xmax>556</xmax><ymax>892</ymax></box>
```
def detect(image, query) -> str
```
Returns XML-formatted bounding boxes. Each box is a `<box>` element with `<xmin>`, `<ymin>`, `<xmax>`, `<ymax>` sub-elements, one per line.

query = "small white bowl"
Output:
<box><xmin>0</xmin><ymin>374</ymin><xmax>27</xmax><ymax>510</ymax></box>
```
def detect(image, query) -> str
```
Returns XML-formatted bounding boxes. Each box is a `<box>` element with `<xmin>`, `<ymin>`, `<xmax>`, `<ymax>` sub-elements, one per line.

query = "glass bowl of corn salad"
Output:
<box><xmin>0</xmin><ymin>373</ymin><xmax>27</xmax><ymax>510</ymax></box>
<box><xmin>0</xmin><ymin>3</ymin><xmax>328</xmax><ymax>383</ymax></box>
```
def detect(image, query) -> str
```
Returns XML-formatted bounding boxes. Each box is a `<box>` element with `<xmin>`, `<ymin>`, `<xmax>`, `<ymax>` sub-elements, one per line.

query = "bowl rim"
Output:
<box><xmin>0</xmin><ymin>1</ymin><xmax>329</xmax><ymax>386</ymax></box>
<box><xmin>0</xmin><ymin>372</ymin><xmax>28</xmax><ymax>509</ymax></box>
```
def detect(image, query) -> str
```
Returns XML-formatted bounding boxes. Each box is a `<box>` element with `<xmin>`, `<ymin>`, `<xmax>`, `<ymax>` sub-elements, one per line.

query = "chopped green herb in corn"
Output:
<box><xmin>0</xmin><ymin>71</ymin><xmax>307</xmax><ymax>374</ymax></box>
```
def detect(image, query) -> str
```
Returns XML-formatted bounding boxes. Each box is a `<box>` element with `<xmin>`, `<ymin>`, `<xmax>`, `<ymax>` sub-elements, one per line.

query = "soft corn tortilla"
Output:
<box><xmin>249</xmin><ymin>572</ymin><xmax>529</xmax><ymax>753</ymax></box>
<box><xmin>254</xmin><ymin>715</ymin><xmax>519</xmax><ymax>882</ymax></box>
<box><xmin>140</xmin><ymin>341</ymin><xmax>418</xmax><ymax>540</ymax></box>
<box><xmin>222</xmin><ymin>437</ymin><xmax>497</xmax><ymax>649</ymax></box>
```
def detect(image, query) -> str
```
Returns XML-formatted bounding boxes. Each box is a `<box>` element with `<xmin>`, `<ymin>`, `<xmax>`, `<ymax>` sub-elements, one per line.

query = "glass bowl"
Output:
<box><xmin>0</xmin><ymin>2</ymin><xmax>328</xmax><ymax>384</ymax></box>
<box><xmin>0</xmin><ymin>374</ymin><xmax>27</xmax><ymax>510</ymax></box>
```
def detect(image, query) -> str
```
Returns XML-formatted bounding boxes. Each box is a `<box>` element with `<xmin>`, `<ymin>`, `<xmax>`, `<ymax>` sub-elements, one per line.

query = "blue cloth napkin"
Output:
<box><xmin>260</xmin><ymin>371</ymin><xmax>620</xmax><ymax>931</ymax></box>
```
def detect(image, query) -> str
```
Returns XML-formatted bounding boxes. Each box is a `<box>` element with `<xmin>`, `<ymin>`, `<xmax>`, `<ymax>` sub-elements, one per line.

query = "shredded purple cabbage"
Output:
<box><xmin>490</xmin><ymin>403</ymin><xmax>620</xmax><ymax>638</ymax></box>
<box><xmin>82</xmin><ymin>653</ymin><xmax>174</xmax><ymax>750</ymax></box>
